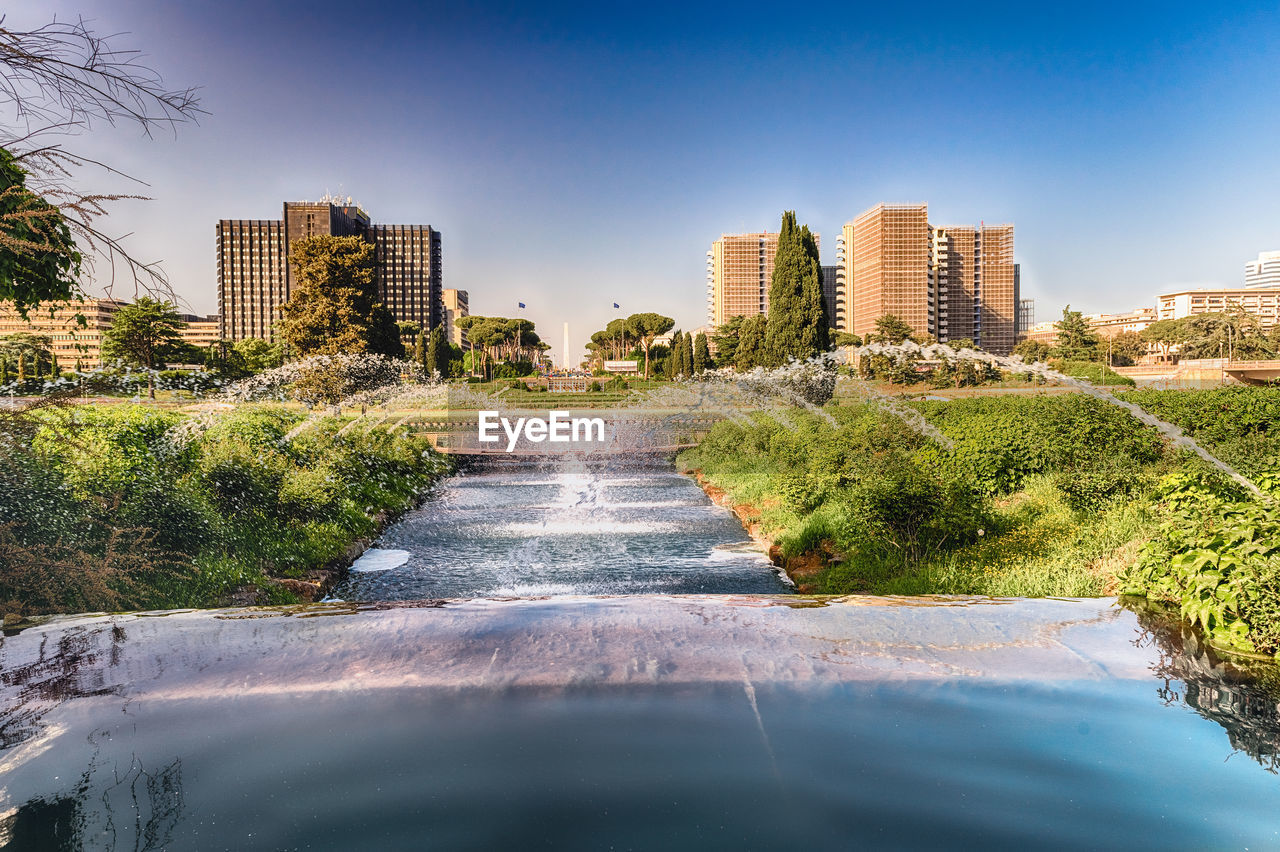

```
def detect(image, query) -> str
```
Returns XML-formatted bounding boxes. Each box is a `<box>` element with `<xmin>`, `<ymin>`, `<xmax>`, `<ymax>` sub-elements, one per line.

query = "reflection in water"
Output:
<box><xmin>0</xmin><ymin>758</ymin><xmax>183</xmax><ymax>852</ymax></box>
<box><xmin>0</xmin><ymin>623</ymin><xmax>124</xmax><ymax>751</ymax></box>
<box><xmin>1127</xmin><ymin>600</ymin><xmax>1280</xmax><ymax>771</ymax></box>
<box><xmin>1</xmin><ymin>598</ymin><xmax>1279</xmax><ymax>848</ymax></box>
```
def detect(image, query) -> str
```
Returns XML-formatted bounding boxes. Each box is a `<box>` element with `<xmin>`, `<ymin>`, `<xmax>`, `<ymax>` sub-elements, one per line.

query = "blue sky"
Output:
<box><xmin>16</xmin><ymin>0</ymin><xmax>1280</xmax><ymax>362</ymax></box>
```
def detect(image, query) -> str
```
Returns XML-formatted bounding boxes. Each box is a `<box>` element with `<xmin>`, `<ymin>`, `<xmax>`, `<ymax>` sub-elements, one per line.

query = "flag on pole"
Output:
<box><xmin>518</xmin><ymin>302</ymin><xmax>526</xmax><ymax>309</ymax></box>
<box><xmin>613</xmin><ymin>303</ymin><xmax>620</xmax><ymax>309</ymax></box>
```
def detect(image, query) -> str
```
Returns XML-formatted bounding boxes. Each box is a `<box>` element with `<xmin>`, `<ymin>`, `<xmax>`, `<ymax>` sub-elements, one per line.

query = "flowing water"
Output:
<box><xmin>334</xmin><ymin>456</ymin><xmax>792</xmax><ymax>599</ymax></box>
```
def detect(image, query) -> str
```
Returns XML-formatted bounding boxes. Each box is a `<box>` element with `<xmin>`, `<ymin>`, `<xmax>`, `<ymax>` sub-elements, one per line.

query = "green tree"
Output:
<box><xmin>100</xmin><ymin>298</ymin><xmax>186</xmax><ymax>398</ymax></box>
<box><xmin>424</xmin><ymin>326</ymin><xmax>449</xmax><ymax>379</ymax></box>
<box><xmin>712</xmin><ymin>316</ymin><xmax>744</xmax><ymax>365</ymax></box>
<box><xmin>735</xmin><ymin>314</ymin><xmax>767</xmax><ymax>370</ymax></box>
<box><xmin>279</xmin><ymin>236</ymin><xmax>403</xmax><ymax>359</ymax></box>
<box><xmin>624</xmin><ymin>312</ymin><xmax>674</xmax><ymax>378</ymax></box>
<box><xmin>234</xmin><ymin>338</ymin><xmax>284</xmax><ymax>373</ymax></box>
<box><xmin>1012</xmin><ymin>338</ymin><xmax>1052</xmax><ymax>363</ymax></box>
<box><xmin>833</xmin><ymin>332</ymin><xmax>862</xmax><ymax>348</ymax></box>
<box><xmin>764</xmin><ymin>211</ymin><xmax>827</xmax><ymax>365</ymax></box>
<box><xmin>1140</xmin><ymin>318</ymin><xmax>1186</xmax><ymax>363</ymax></box>
<box><xmin>873</xmin><ymin>314</ymin><xmax>915</xmax><ymax>345</ymax></box>
<box><xmin>1106</xmin><ymin>330</ymin><xmax>1148</xmax><ymax>366</ymax></box>
<box><xmin>681</xmin><ymin>332</ymin><xmax>695</xmax><ymax>378</ymax></box>
<box><xmin>693</xmin><ymin>332</ymin><xmax>710</xmax><ymax>374</ymax></box>
<box><xmin>1053</xmin><ymin>306</ymin><xmax>1100</xmax><ymax>361</ymax></box>
<box><xmin>0</xmin><ymin>150</ymin><xmax>82</xmax><ymax>317</ymax></box>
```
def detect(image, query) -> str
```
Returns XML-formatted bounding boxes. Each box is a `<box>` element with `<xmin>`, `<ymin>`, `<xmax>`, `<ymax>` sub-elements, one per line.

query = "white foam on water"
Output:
<box><xmin>350</xmin><ymin>549</ymin><xmax>411</xmax><ymax>572</ymax></box>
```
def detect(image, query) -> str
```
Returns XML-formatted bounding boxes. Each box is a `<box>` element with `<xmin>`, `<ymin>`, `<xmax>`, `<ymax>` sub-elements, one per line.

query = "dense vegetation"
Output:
<box><xmin>681</xmin><ymin>387</ymin><xmax>1280</xmax><ymax>658</ymax></box>
<box><xmin>0</xmin><ymin>403</ymin><xmax>450</xmax><ymax>617</ymax></box>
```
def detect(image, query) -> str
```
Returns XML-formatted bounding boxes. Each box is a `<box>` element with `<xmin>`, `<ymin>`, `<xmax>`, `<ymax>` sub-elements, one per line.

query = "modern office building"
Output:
<box><xmin>1157</xmin><ymin>286</ymin><xmax>1280</xmax><ymax>331</ymax></box>
<box><xmin>218</xmin><ymin>197</ymin><xmax>442</xmax><ymax>342</ymax></box>
<box><xmin>0</xmin><ymin>298</ymin><xmax>126</xmax><ymax>370</ymax></box>
<box><xmin>1017</xmin><ymin>298</ymin><xmax>1035</xmax><ymax>337</ymax></box>
<box><xmin>1245</xmin><ymin>251</ymin><xmax>1280</xmax><ymax>288</ymax></box>
<box><xmin>178</xmin><ymin>314</ymin><xmax>220</xmax><ymax>350</ymax></box>
<box><xmin>442</xmin><ymin>288</ymin><xmax>469</xmax><ymax>347</ymax></box>
<box><xmin>838</xmin><ymin>203</ymin><xmax>1017</xmax><ymax>353</ymax></box>
<box><xmin>706</xmin><ymin>231</ymin><xmax>821</xmax><ymax>327</ymax></box>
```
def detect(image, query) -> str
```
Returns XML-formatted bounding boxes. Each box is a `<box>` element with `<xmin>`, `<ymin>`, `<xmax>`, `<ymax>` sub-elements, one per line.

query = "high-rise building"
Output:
<box><xmin>706</xmin><ymin>232</ymin><xmax>778</xmax><ymax>328</ymax></box>
<box><xmin>705</xmin><ymin>231</ymin><xmax>820</xmax><ymax>328</ymax></box>
<box><xmin>839</xmin><ymin>203</ymin><xmax>1017</xmax><ymax>354</ymax></box>
<box><xmin>0</xmin><ymin>298</ymin><xmax>126</xmax><ymax>370</ymax></box>
<box><xmin>218</xmin><ymin>198</ymin><xmax>442</xmax><ymax>342</ymax></box>
<box><xmin>845</xmin><ymin>204</ymin><xmax>931</xmax><ymax>343</ymax></box>
<box><xmin>442</xmin><ymin>288</ymin><xmax>469</xmax><ymax>347</ymax></box>
<box><xmin>1245</xmin><ymin>251</ymin><xmax>1280</xmax><ymax>288</ymax></box>
<box><xmin>820</xmin><ymin>265</ymin><xmax>841</xmax><ymax>330</ymax></box>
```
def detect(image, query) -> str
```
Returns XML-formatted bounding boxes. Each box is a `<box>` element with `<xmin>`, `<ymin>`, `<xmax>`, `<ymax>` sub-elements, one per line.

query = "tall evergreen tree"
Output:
<box><xmin>681</xmin><ymin>331</ymin><xmax>694</xmax><ymax>378</ymax></box>
<box><xmin>279</xmin><ymin>236</ymin><xmax>404</xmax><ymax>359</ymax></box>
<box><xmin>669</xmin><ymin>330</ymin><xmax>684</xmax><ymax>377</ymax></box>
<box><xmin>427</xmin><ymin>326</ymin><xmax>450</xmax><ymax>378</ymax></box>
<box><xmin>693</xmin><ymin>333</ymin><xmax>710</xmax><ymax>374</ymax></box>
<box><xmin>735</xmin><ymin>314</ymin><xmax>767</xmax><ymax>370</ymax></box>
<box><xmin>100</xmin><ymin>298</ymin><xmax>186</xmax><ymax>398</ymax></box>
<box><xmin>413</xmin><ymin>331</ymin><xmax>427</xmax><ymax>368</ymax></box>
<box><xmin>763</xmin><ymin>211</ymin><xmax>827</xmax><ymax>366</ymax></box>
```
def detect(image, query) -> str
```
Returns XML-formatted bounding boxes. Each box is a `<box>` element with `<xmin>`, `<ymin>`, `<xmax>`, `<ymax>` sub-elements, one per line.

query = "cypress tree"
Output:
<box><xmin>735</xmin><ymin>315</ymin><xmax>766</xmax><ymax>371</ymax></box>
<box><xmin>430</xmin><ymin>327</ymin><xmax>450</xmax><ymax>378</ymax></box>
<box><xmin>764</xmin><ymin>211</ymin><xmax>827</xmax><ymax>366</ymax></box>
<box><xmin>681</xmin><ymin>332</ymin><xmax>694</xmax><ymax>378</ymax></box>
<box><xmin>671</xmin><ymin>330</ymin><xmax>686</xmax><ymax>377</ymax></box>
<box><xmin>424</xmin><ymin>327</ymin><xmax>445</xmax><ymax>379</ymax></box>
<box><xmin>693</xmin><ymin>333</ymin><xmax>709</xmax><ymax>374</ymax></box>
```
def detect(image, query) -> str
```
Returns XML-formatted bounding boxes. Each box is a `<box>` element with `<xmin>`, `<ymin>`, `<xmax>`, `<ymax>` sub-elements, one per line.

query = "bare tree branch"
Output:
<box><xmin>0</xmin><ymin>14</ymin><xmax>204</xmax><ymax>306</ymax></box>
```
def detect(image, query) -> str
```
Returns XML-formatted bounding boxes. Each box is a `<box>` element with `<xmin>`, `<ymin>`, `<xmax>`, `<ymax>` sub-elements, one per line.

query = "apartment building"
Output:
<box><xmin>1017</xmin><ymin>298</ymin><xmax>1035</xmax><ymax>337</ymax></box>
<box><xmin>837</xmin><ymin>203</ymin><xmax>1017</xmax><ymax>353</ymax></box>
<box><xmin>706</xmin><ymin>232</ymin><xmax>779</xmax><ymax>327</ymax></box>
<box><xmin>705</xmin><ymin>231</ymin><xmax>822</xmax><ymax>327</ymax></box>
<box><xmin>1245</xmin><ymin>251</ymin><xmax>1280</xmax><ymax>288</ymax></box>
<box><xmin>1088</xmin><ymin>308</ymin><xmax>1157</xmax><ymax>338</ymax></box>
<box><xmin>218</xmin><ymin>197</ymin><xmax>442</xmax><ymax>342</ymax></box>
<box><xmin>0</xmin><ymin>298</ymin><xmax>126</xmax><ymax>370</ymax></box>
<box><xmin>1158</xmin><ymin>286</ymin><xmax>1280</xmax><ymax>331</ymax></box>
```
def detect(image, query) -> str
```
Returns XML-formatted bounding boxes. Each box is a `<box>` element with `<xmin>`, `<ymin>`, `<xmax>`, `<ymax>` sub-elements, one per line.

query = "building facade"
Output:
<box><xmin>218</xmin><ymin>198</ymin><xmax>442</xmax><ymax>342</ymax></box>
<box><xmin>838</xmin><ymin>203</ymin><xmax>1016</xmax><ymax>353</ymax></box>
<box><xmin>1158</xmin><ymin>287</ymin><xmax>1280</xmax><ymax>331</ymax></box>
<box><xmin>442</xmin><ymin>288</ymin><xmax>469</xmax><ymax>347</ymax></box>
<box><xmin>706</xmin><ymin>232</ymin><xmax>779</xmax><ymax>327</ymax></box>
<box><xmin>819</xmin><ymin>265</ymin><xmax>841</xmax><ymax>330</ymax></box>
<box><xmin>1245</xmin><ymin>251</ymin><xmax>1280</xmax><ymax>288</ymax></box>
<box><xmin>844</xmin><ymin>204</ymin><xmax>931</xmax><ymax>343</ymax></box>
<box><xmin>0</xmin><ymin>298</ymin><xmax>126</xmax><ymax>370</ymax></box>
<box><xmin>1017</xmin><ymin>298</ymin><xmax>1035</xmax><ymax>337</ymax></box>
<box><xmin>178</xmin><ymin>314</ymin><xmax>220</xmax><ymax>350</ymax></box>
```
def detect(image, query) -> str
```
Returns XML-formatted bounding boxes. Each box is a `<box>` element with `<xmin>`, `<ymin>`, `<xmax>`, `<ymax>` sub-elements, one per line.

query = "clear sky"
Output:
<box><xmin>16</xmin><ymin>0</ymin><xmax>1280</xmax><ymax>363</ymax></box>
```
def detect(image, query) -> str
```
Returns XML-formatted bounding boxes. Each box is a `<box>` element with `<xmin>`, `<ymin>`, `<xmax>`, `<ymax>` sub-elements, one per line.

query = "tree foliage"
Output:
<box><xmin>0</xmin><ymin>149</ymin><xmax>80</xmax><ymax>316</ymax></box>
<box><xmin>279</xmin><ymin>236</ymin><xmax>403</xmax><ymax>359</ymax></box>
<box><xmin>623</xmin><ymin>312</ymin><xmax>674</xmax><ymax>378</ymax></box>
<box><xmin>693</xmin><ymin>332</ymin><xmax>710</xmax><ymax>374</ymax></box>
<box><xmin>763</xmin><ymin>211</ymin><xmax>827</xmax><ymax>366</ymax></box>
<box><xmin>1053</xmin><ymin>306</ymin><xmax>1100</xmax><ymax>361</ymax></box>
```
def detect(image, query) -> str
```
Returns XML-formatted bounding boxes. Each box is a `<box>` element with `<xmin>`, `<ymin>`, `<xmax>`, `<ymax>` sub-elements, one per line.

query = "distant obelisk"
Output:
<box><xmin>563</xmin><ymin>322</ymin><xmax>570</xmax><ymax>370</ymax></box>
